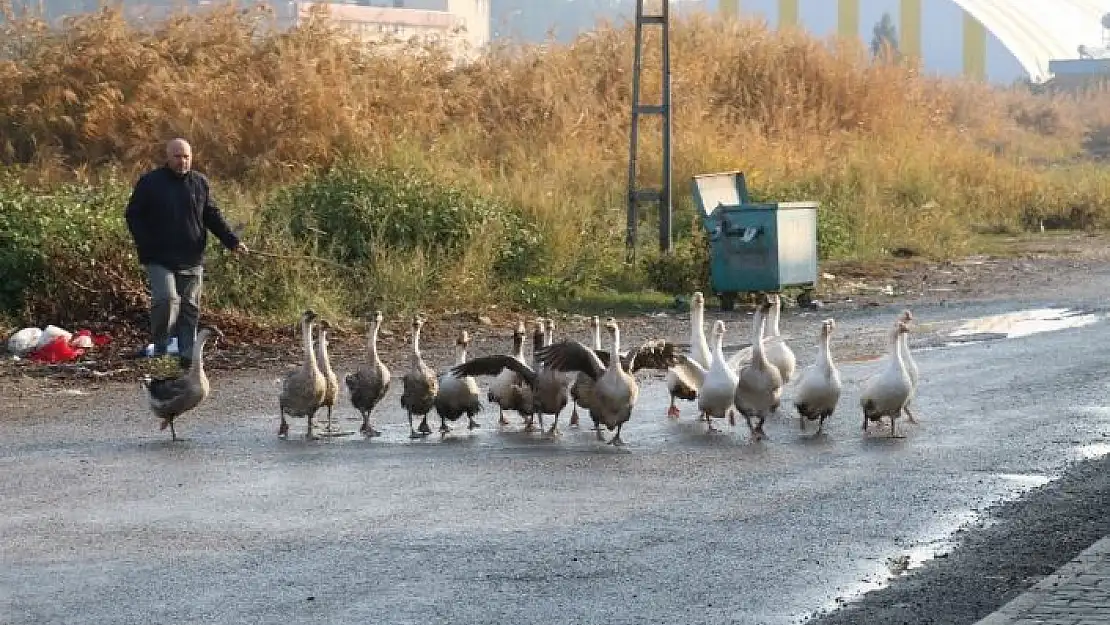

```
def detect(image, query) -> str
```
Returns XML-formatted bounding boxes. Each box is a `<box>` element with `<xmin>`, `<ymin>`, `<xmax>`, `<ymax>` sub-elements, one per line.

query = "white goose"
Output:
<box><xmin>898</xmin><ymin>309</ymin><xmax>920</xmax><ymax>425</ymax></box>
<box><xmin>669</xmin><ymin>319</ymin><xmax>740</xmax><ymax>433</ymax></box>
<box><xmin>764</xmin><ymin>293</ymin><xmax>797</xmax><ymax>386</ymax></box>
<box><xmin>859</xmin><ymin>318</ymin><xmax>914</xmax><ymax>437</ymax></box>
<box><xmin>665</xmin><ymin>291</ymin><xmax>711</xmax><ymax>419</ymax></box>
<box><xmin>792</xmin><ymin>318</ymin><xmax>842</xmax><ymax>434</ymax></box>
<box><xmin>733</xmin><ymin>298</ymin><xmax>783</xmax><ymax>441</ymax></box>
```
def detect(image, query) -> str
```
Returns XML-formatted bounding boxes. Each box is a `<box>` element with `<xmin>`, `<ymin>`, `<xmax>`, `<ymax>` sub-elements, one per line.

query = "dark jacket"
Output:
<box><xmin>124</xmin><ymin>166</ymin><xmax>241</xmax><ymax>270</ymax></box>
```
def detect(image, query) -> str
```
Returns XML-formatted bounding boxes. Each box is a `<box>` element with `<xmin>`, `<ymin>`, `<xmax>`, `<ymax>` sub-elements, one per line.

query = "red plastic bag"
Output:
<box><xmin>28</xmin><ymin>336</ymin><xmax>85</xmax><ymax>363</ymax></box>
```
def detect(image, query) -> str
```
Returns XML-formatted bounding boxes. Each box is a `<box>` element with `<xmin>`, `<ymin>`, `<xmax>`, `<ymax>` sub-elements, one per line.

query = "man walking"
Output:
<box><xmin>124</xmin><ymin>138</ymin><xmax>249</xmax><ymax>369</ymax></box>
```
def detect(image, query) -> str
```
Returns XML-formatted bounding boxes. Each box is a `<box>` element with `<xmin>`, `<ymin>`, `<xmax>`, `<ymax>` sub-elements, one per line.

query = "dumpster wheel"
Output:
<box><xmin>719</xmin><ymin>292</ymin><xmax>736</xmax><ymax>312</ymax></box>
<box><xmin>796</xmin><ymin>288</ymin><xmax>817</xmax><ymax>310</ymax></box>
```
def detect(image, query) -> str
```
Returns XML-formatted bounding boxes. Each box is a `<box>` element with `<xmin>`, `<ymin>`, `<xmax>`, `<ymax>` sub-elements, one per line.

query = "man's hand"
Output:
<box><xmin>233</xmin><ymin>242</ymin><xmax>250</xmax><ymax>255</ymax></box>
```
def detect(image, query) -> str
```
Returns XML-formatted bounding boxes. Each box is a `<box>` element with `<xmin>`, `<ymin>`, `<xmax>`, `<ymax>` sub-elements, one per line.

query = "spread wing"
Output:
<box><xmin>451</xmin><ymin>354</ymin><xmax>538</xmax><ymax>387</ymax></box>
<box><xmin>535</xmin><ymin>340</ymin><xmax>607</xmax><ymax>380</ymax></box>
<box><xmin>668</xmin><ymin>355</ymin><xmax>708</xmax><ymax>390</ymax></box>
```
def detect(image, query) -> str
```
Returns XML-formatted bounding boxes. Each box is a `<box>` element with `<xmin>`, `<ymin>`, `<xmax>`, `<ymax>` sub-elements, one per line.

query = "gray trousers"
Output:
<box><xmin>145</xmin><ymin>264</ymin><xmax>204</xmax><ymax>359</ymax></box>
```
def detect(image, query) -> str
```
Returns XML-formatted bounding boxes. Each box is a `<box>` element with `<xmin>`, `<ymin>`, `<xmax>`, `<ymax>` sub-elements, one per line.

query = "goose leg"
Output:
<box><xmin>439</xmin><ymin>417</ymin><xmax>451</xmax><ymax>434</ymax></box>
<box><xmin>608</xmin><ymin>424</ymin><xmax>625</xmax><ymax>446</ymax></box>
<box><xmin>306</xmin><ymin>412</ymin><xmax>318</xmax><ymax>440</ymax></box>
<box><xmin>524</xmin><ymin>413</ymin><xmax>539</xmax><ymax>432</ymax></box>
<box><xmin>498</xmin><ymin>408</ymin><xmax>509</xmax><ymax>426</ymax></box>
<box><xmin>817</xmin><ymin>414</ymin><xmax>827</xmax><ymax>435</ymax></box>
<box><xmin>547</xmin><ymin>414</ymin><xmax>561</xmax><ymax>437</ymax></box>
<box><xmin>467</xmin><ymin>415</ymin><xmax>480</xmax><ymax>430</ymax></box>
<box><xmin>322</xmin><ymin>404</ymin><xmax>336</xmax><ymax>434</ymax></box>
<box><xmin>595</xmin><ymin>421</ymin><xmax>605</xmax><ymax>441</ymax></box>
<box><xmin>667</xmin><ymin>395</ymin><xmax>680</xmax><ymax>418</ymax></box>
<box><xmin>569</xmin><ymin>403</ymin><xmax>580</xmax><ymax>427</ymax></box>
<box><xmin>408</xmin><ymin>411</ymin><xmax>421</xmax><ymax>439</ymax></box>
<box><xmin>727</xmin><ymin>410</ymin><xmax>736</xmax><ymax>427</ymax></box>
<box><xmin>904</xmin><ymin>404</ymin><xmax>920</xmax><ymax>425</ymax></box>
<box><xmin>278</xmin><ymin>404</ymin><xmax>290</xmax><ymax>438</ymax></box>
<box><xmin>359</xmin><ymin>412</ymin><xmax>382</xmax><ymax>438</ymax></box>
<box><xmin>418</xmin><ymin>415</ymin><xmax>432</xmax><ymax>436</ymax></box>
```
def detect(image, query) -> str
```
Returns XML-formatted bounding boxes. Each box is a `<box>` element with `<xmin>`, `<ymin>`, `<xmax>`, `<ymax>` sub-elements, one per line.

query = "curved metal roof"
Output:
<box><xmin>952</xmin><ymin>0</ymin><xmax>1108</xmax><ymax>82</ymax></box>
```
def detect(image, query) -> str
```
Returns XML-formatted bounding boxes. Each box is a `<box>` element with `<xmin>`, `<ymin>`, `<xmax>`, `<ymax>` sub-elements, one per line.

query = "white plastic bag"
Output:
<box><xmin>36</xmin><ymin>325</ymin><xmax>72</xmax><ymax>349</ymax></box>
<box><xmin>6</xmin><ymin>327</ymin><xmax>42</xmax><ymax>355</ymax></box>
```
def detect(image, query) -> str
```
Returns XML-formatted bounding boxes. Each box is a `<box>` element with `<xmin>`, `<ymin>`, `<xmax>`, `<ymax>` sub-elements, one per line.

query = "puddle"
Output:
<box><xmin>995</xmin><ymin>473</ymin><xmax>1053</xmax><ymax>489</ymax></box>
<box><xmin>1074</xmin><ymin>442</ymin><xmax>1110</xmax><ymax>461</ymax></box>
<box><xmin>949</xmin><ymin>307</ymin><xmax>1103</xmax><ymax>340</ymax></box>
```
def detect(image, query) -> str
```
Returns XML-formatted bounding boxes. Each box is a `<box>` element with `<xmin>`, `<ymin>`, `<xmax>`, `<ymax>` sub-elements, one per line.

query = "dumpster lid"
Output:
<box><xmin>692</xmin><ymin>171</ymin><xmax>750</xmax><ymax>218</ymax></box>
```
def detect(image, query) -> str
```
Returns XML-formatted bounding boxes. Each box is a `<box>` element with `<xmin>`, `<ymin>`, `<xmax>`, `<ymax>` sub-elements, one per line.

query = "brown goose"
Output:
<box><xmin>400</xmin><ymin>314</ymin><xmax>437</xmax><ymax>438</ymax></box>
<box><xmin>345</xmin><ymin>310</ymin><xmax>391</xmax><ymax>438</ymax></box>
<box><xmin>532</xmin><ymin>318</ymin><xmax>678</xmax><ymax>446</ymax></box>
<box><xmin>279</xmin><ymin>310</ymin><xmax>328</xmax><ymax>439</ymax></box>
<box><xmin>140</xmin><ymin>325</ymin><xmax>223</xmax><ymax>441</ymax></box>
<box><xmin>433</xmin><ymin>330</ymin><xmax>483</xmax><ymax>433</ymax></box>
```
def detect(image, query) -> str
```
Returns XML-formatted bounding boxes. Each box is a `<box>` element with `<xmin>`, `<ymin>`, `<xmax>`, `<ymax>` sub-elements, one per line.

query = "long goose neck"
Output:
<box><xmin>367</xmin><ymin>321</ymin><xmax>381</xmax><ymax>362</ymax></box>
<box><xmin>770</xmin><ymin>298</ymin><xmax>783</xmax><ymax>338</ymax></box>
<box><xmin>317</xmin><ymin>329</ymin><xmax>333</xmax><ymax>372</ymax></box>
<box><xmin>752</xmin><ymin>307</ymin><xmax>770</xmax><ymax>366</ymax></box>
<box><xmin>532</xmin><ymin>331</ymin><xmax>545</xmax><ymax>368</ymax></box>
<box><xmin>819</xmin><ymin>328</ymin><xmax>833</xmax><ymax>372</ymax></box>
<box><xmin>889</xmin><ymin>326</ymin><xmax>906</xmax><ymax>371</ymax></box>
<box><xmin>592</xmin><ymin>325</ymin><xmax>601</xmax><ymax>350</ymax></box>
<box><xmin>610</xmin><ymin>326</ymin><xmax>623</xmax><ymax>370</ymax></box>
<box><xmin>454</xmin><ymin>342</ymin><xmax>467</xmax><ymax>366</ymax></box>
<box><xmin>690</xmin><ymin>302</ymin><xmax>705</xmax><ymax>345</ymax></box>
<box><xmin>190</xmin><ymin>331</ymin><xmax>209</xmax><ymax>376</ymax></box>
<box><xmin>303</xmin><ymin>320</ymin><xmax>321</xmax><ymax>375</ymax></box>
<box><xmin>411</xmin><ymin>324</ymin><xmax>424</xmax><ymax>367</ymax></box>
<box><xmin>713</xmin><ymin>328</ymin><xmax>726</xmax><ymax>361</ymax></box>
<box><xmin>511</xmin><ymin>333</ymin><xmax>523</xmax><ymax>359</ymax></box>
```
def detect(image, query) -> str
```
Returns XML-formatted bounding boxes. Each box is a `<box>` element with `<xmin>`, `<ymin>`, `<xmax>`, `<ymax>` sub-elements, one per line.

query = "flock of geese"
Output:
<box><xmin>140</xmin><ymin>292</ymin><xmax>923</xmax><ymax>445</ymax></box>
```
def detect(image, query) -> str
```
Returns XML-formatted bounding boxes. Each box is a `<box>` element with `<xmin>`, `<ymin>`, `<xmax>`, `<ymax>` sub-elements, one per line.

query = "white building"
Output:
<box><xmin>288</xmin><ymin>0</ymin><xmax>491</xmax><ymax>61</ymax></box>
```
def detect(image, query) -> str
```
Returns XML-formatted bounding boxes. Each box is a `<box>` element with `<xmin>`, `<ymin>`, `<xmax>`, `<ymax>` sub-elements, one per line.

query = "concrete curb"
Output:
<box><xmin>973</xmin><ymin>535</ymin><xmax>1110</xmax><ymax>624</ymax></box>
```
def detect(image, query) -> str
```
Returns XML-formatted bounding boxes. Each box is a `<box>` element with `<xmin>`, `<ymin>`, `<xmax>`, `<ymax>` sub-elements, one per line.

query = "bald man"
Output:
<box><xmin>124</xmin><ymin>138</ymin><xmax>249</xmax><ymax>369</ymax></box>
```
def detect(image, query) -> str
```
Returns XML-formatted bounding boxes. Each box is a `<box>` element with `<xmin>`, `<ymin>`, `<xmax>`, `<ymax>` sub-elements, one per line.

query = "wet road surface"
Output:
<box><xmin>3</xmin><ymin>300</ymin><xmax>1110</xmax><ymax>624</ymax></box>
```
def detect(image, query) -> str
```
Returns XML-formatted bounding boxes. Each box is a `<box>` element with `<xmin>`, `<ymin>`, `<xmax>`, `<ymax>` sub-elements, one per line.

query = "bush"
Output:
<box><xmin>0</xmin><ymin>175</ymin><xmax>139</xmax><ymax>322</ymax></box>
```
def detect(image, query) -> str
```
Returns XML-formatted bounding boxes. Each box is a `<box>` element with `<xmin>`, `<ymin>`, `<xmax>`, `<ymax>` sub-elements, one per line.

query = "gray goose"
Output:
<box><xmin>141</xmin><ymin>325</ymin><xmax>223</xmax><ymax>441</ymax></box>
<box><xmin>400</xmin><ymin>314</ymin><xmax>437</xmax><ymax>438</ymax></box>
<box><xmin>433</xmin><ymin>330</ymin><xmax>483</xmax><ymax>433</ymax></box>
<box><xmin>345</xmin><ymin>310</ymin><xmax>391</xmax><ymax>438</ymax></box>
<box><xmin>279</xmin><ymin>310</ymin><xmax>327</xmax><ymax>439</ymax></box>
<box><xmin>568</xmin><ymin>316</ymin><xmax>602</xmax><ymax>430</ymax></box>
<box><xmin>485</xmin><ymin>322</ymin><xmax>533</xmax><ymax>426</ymax></box>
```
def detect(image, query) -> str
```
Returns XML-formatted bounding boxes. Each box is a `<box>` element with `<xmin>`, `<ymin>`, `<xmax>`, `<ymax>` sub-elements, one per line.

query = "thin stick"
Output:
<box><xmin>247</xmin><ymin>249</ymin><xmax>348</xmax><ymax>269</ymax></box>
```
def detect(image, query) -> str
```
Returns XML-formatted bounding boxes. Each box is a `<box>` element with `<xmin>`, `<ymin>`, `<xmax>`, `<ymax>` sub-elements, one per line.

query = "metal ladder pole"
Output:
<box><xmin>626</xmin><ymin>0</ymin><xmax>673</xmax><ymax>262</ymax></box>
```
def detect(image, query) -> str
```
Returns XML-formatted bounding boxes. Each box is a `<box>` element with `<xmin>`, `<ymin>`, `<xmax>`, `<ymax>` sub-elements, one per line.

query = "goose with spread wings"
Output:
<box><xmin>525</xmin><ymin>319</ymin><xmax>679</xmax><ymax>446</ymax></box>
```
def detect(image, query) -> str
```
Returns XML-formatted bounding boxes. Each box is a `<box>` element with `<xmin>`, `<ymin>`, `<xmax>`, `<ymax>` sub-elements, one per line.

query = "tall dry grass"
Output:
<box><xmin>3</xmin><ymin>1</ymin><xmax>1110</xmax><ymax>322</ymax></box>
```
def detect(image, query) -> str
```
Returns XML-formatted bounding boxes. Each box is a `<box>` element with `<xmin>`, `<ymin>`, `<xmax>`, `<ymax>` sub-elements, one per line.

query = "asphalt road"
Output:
<box><xmin>3</xmin><ymin>300</ymin><xmax>1110</xmax><ymax>625</ymax></box>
